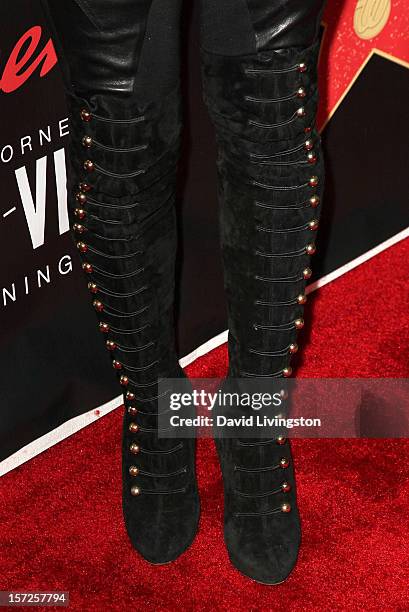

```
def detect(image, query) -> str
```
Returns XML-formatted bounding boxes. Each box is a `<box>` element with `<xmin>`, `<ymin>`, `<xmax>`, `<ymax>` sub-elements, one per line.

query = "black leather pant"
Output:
<box><xmin>44</xmin><ymin>0</ymin><xmax>325</xmax><ymax>97</ymax></box>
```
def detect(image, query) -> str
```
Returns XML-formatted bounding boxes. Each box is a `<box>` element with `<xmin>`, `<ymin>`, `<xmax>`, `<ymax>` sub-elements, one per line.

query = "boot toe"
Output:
<box><xmin>227</xmin><ymin>536</ymin><xmax>300</xmax><ymax>585</ymax></box>
<box><xmin>123</xmin><ymin>487</ymin><xmax>200</xmax><ymax>564</ymax></box>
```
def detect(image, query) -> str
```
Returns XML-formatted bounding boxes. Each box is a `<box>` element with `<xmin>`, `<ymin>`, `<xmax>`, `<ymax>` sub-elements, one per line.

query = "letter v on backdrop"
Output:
<box><xmin>15</xmin><ymin>148</ymin><xmax>70</xmax><ymax>249</ymax></box>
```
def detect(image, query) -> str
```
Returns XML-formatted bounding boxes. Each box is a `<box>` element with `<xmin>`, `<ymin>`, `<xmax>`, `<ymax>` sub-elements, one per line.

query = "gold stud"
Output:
<box><xmin>309</xmin><ymin>175</ymin><xmax>319</xmax><ymax>187</ymax></box>
<box><xmin>276</xmin><ymin>435</ymin><xmax>287</xmax><ymax>445</ymax></box>
<box><xmin>279</xmin><ymin>389</ymin><xmax>288</xmax><ymax>400</ymax></box>
<box><xmin>129</xmin><ymin>422</ymin><xmax>139</xmax><ymax>433</ymax></box>
<box><xmin>93</xmin><ymin>300</ymin><xmax>104</xmax><ymax>312</ymax></box>
<box><xmin>88</xmin><ymin>282</ymin><xmax>98</xmax><ymax>294</ymax></box>
<box><xmin>99</xmin><ymin>322</ymin><xmax>110</xmax><ymax>333</ymax></box>
<box><xmin>73</xmin><ymin>223</ymin><xmax>86</xmax><ymax>234</ymax></box>
<box><xmin>281</xmin><ymin>502</ymin><xmax>292</xmax><ymax>513</ymax></box>
<box><xmin>129</xmin><ymin>466</ymin><xmax>139</xmax><ymax>477</ymax></box>
<box><xmin>289</xmin><ymin>343</ymin><xmax>298</xmax><ymax>354</ymax></box>
<box><xmin>82</xmin><ymin>135</ymin><xmax>92</xmax><ymax>148</ymax></box>
<box><xmin>80</xmin><ymin>108</ymin><xmax>91</xmax><ymax>122</ymax></box>
<box><xmin>294</xmin><ymin>318</ymin><xmax>304</xmax><ymax>330</ymax></box>
<box><xmin>130</xmin><ymin>485</ymin><xmax>141</xmax><ymax>496</ymax></box>
<box><xmin>74</xmin><ymin>208</ymin><xmax>86</xmax><ymax>220</ymax></box>
<box><xmin>76</xmin><ymin>192</ymin><xmax>87</xmax><ymax>204</ymax></box>
<box><xmin>83</xmin><ymin>159</ymin><xmax>95</xmax><ymax>172</ymax></box>
<box><xmin>120</xmin><ymin>375</ymin><xmax>129</xmax><ymax>386</ymax></box>
<box><xmin>297</xmin><ymin>294</ymin><xmax>307</xmax><ymax>305</ymax></box>
<box><xmin>82</xmin><ymin>262</ymin><xmax>93</xmax><ymax>274</ymax></box>
<box><xmin>77</xmin><ymin>241</ymin><xmax>88</xmax><ymax>253</ymax></box>
<box><xmin>130</xmin><ymin>443</ymin><xmax>140</xmax><ymax>454</ymax></box>
<box><xmin>303</xmin><ymin>267</ymin><xmax>312</xmax><ymax>280</ymax></box>
<box><xmin>307</xmin><ymin>152</ymin><xmax>317</xmax><ymax>164</ymax></box>
<box><xmin>306</xmin><ymin>243</ymin><xmax>316</xmax><ymax>255</ymax></box>
<box><xmin>79</xmin><ymin>182</ymin><xmax>92</xmax><ymax>192</ymax></box>
<box><xmin>280</xmin><ymin>457</ymin><xmax>290</xmax><ymax>468</ymax></box>
<box><xmin>282</xmin><ymin>482</ymin><xmax>291</xmax><ymax>493</ymax></box>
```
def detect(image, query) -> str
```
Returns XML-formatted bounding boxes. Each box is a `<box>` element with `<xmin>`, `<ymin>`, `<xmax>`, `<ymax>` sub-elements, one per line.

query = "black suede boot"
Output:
<box><xmin>201</xmin><ymin>0</ymin><xmax>326</xmax><ymax>584</ymax></box>
<box><xmin>42</xmin><ymin>0</ymin><xmax>199</xmax><ymax>564</ymax></box>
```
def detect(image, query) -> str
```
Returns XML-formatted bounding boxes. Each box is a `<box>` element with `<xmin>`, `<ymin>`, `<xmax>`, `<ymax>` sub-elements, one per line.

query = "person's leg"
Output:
<box><xmin>200</xmin><ymin>0</ymin><xmax>326</xmax><ymax>583</ymax></box>
<box><xmin>41</xmin><ymin>0</ymin><xmax>199</xmax><ymax>564</ymax></box>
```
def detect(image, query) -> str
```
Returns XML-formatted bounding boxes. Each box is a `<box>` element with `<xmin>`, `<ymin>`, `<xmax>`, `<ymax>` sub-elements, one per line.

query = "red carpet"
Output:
<box><xmin>1</xmin><ymin>239</ymin><xmax>408</xmax><ymax>611</ymax></box>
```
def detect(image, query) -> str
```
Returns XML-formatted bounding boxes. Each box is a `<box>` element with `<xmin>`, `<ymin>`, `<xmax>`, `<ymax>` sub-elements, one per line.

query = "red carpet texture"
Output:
<box><xmin>1</xmin><ymin>239</ymin><xmax>408</xmax><ymax>611</ymax></box>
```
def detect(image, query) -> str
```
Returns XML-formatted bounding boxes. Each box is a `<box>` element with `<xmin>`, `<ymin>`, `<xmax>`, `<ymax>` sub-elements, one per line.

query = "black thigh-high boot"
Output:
<box><xmin>41</xmin><ymin>0</ymin><xmax>199</xmax><ymax>564</ymax></box>
<box><xmin>201</xmin><ymin>0</ymin><xmax>326</xmax><ymax>583</ymax></box>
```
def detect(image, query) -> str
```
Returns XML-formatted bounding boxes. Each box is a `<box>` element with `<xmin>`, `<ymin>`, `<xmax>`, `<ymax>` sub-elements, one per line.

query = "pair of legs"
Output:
<box><xmin>42</xmin><ymin>0</ymin><xmax>326</xmax><ymax>584</ymax></box>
